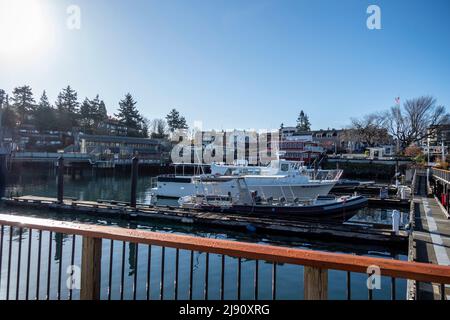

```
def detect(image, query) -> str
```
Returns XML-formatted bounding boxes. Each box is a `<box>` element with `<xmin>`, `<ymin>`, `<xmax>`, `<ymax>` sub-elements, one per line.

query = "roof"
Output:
<box><xmin>80</xmin><ymin>134</ymin><xmax>159</xmax><ymax>145</ymax></box>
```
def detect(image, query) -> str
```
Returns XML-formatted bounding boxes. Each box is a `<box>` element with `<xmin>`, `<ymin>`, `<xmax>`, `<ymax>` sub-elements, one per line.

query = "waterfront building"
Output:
<box><xmin>280</xmin><ymin>126</ymin><xmax>298</xmax><ymax>139</ymax></box>
<box><xmin>280</xmin><ymin>134</ymin><xmax>324</xmax><ymax>162</ymax></box>
<box><xmin>96</xmin><ymin>117</ymin><xmax>129</xmax><ymax>136</ymax></box>
<box><xmin>367</xmin><ymin>145</ymin><xmax>396</xmax><ymax>159</ymax></box>
<box><xmin>77</xmin><ymin>134</ymin><xmax>169</xmax><ymax>161</ymax></box>
<box><xmin>427</xmin><ymin>124</ymin><xmax>450</xmax><ymax>148</ymax></box>
<box><xmin>13</xmin><ymin>124</ymin><xmax>73</xmax><ymax>152</ymax></box>
<box><xmin>284</xmin><ymin>129</ymin><xmax>348</xmax><ymax>153</ymax></box>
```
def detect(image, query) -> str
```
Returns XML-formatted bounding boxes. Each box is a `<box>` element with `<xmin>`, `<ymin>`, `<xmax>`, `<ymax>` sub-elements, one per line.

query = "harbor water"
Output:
<box><xmin>0</xmin><ymin>167</ymin><xmax>409</xmax><ymax>300</ymax></box>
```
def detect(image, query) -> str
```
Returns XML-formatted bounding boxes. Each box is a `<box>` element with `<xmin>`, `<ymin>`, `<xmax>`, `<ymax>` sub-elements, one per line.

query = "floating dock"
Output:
<box><xmin>411</xmin><ymin>172</ymin><xmax>450</xmax><ymax>300</ymax></box>
<box><xmin>1</xmin><ymin>195</ymin><xmax>407</xmax><ymax>247</ymax></box>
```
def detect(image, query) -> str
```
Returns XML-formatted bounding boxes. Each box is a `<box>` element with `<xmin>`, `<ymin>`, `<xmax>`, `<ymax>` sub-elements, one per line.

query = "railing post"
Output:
<box><xmin>57</xmin><ymin>157</ymin><xmax>64</xmax><ymax>204</ymax></box>
<box><xmin>304</xmin><ymin>266</ymin><xmax>328</xmax><ymax>300</ymax></box>
<box><xmin>80</xmin><ymin>236</ymin><xmax>102</xmax><ymax>300</ymax></box>
<box><xmin>130</xmin><ymin>157</ymin><xmax>139</xmax><ymax>208</ymax></box>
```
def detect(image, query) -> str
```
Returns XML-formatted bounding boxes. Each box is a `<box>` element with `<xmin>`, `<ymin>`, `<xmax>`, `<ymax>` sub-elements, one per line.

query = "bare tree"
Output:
<box><xmin>383</xmin><ymin>96</ymin><xmax>449</xmax><ymax>149</ymax></box>
<box><xmin>349</xmin><ymin>113</ymin><xmax>391</xmax><ymax>147</ymax></box>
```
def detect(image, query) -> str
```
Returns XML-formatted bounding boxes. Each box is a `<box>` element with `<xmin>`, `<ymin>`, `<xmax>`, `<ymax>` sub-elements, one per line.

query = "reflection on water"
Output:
<box><xmin>5</xmin><ymin>168</ymin><xmax>154</xmax><ymax>204</ymax></box>
<box><xmin>349</xmin><ymin>207</ymin><xmax>409</xmax><ymax>226</ymax></box>
<box><xmin>0</xmin><ymin>167</ymin><xmax>409</xmax><ymax>299</ymax></box>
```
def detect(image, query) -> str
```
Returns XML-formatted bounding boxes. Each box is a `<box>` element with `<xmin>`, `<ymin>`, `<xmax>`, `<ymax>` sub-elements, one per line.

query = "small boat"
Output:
<box><xmin>178</xmin><ymin>177</ymin><xmax>367</xmax><ymax>220</ymax></box>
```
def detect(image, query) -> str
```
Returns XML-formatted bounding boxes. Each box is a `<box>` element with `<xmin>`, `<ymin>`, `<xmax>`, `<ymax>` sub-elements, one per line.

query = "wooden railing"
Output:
<box><xmin>406</xmin><ymin>170</ymin><xmax>417</xmax><ymax>300</ymax></box>
<box><xmin>1</xmin><ymin>213</ymin><xmax>450</xmax><ymax>300</ymax></box>
<box><xmin>432</xmin><ymin>168</ymin><xmax>450</xmax><ymax>184</ymax></box>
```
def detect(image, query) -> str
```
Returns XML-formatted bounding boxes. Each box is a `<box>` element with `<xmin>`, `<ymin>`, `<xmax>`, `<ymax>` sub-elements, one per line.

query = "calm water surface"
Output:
<box><xmin>0</xmin><ymin>168</ymin><xmax>409</xmax><ymax>300</ymax></box>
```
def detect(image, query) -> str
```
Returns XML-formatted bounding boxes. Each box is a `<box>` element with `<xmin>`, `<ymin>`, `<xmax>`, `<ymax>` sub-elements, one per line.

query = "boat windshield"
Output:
<box><xmin>224</xmin><ymin>167</ymin><xmax>262</xmax><ymax>176</ymax></box>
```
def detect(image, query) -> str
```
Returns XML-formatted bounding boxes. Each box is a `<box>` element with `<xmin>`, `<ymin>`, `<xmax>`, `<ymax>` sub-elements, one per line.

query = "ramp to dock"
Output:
<box><xmin>413</xmin><ymin>174</ymin><xmax>450</xmax><ymax>300</ymax></box>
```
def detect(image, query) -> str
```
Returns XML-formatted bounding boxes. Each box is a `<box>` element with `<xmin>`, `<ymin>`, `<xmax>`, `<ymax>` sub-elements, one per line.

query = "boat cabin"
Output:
<box><xmin>211</xmin><ymin>159</ymin><xmax>307</xmax><ymax>177</ymax></box>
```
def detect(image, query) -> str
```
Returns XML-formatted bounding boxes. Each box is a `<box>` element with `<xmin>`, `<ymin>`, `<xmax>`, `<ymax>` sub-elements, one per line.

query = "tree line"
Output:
<box><xmin>281</xmin><ymin>97</ymin><xmax>448</xmax><ymax>154</ymax></box>
<box><xmin>0</xmin><ymin>86</ymin><xmax>189</xmax><ymax>139</ymax></box>
<box><xmin>348</xmin><ymin>96</ymin><xmax>449</xmax><ymax>151</ymax></box>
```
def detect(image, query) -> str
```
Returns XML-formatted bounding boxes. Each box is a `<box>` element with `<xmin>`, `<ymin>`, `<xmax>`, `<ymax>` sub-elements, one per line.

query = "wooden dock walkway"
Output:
<box><xmin>1</xmin><ymin>195</ymin><xmax>407</xmax><ymax>247</ymax></box>
<box><xmin>412</xmin><ymin>173</ymin><xmax>450</xmax><ymax>300</ymax></box>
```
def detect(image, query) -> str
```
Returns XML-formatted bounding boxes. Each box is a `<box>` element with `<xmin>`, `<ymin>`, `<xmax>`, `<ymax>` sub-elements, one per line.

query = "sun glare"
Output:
<box><xmin>0</xmin><ymin>0</ymin><xmax>49</xmax><ymax>57</ymax></box>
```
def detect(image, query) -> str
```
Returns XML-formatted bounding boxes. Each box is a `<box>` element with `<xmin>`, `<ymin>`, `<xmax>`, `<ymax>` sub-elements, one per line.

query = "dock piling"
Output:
<box><xmin>57</xmin><ymin>157</ymin><xmax>64</xmax><ymax>204</ymax></box>
<box><xmin>0</xmin><ymin>154</ymin><xmax>6</xmax><ymax>198</ymax></box>
<box><xmin>130</xmin><ymin>157</ymin><xmax>139</xmax><ymax>208</ymax></box>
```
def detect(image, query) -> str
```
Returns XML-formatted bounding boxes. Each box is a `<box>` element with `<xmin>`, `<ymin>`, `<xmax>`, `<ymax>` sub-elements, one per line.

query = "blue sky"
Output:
<box><xmin>1</xmin><ymin>0</ymin><xmax>449</xmax><ymax>130</ymax></box>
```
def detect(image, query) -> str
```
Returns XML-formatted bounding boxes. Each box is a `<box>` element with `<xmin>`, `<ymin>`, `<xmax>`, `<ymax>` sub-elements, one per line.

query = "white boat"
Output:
<box><xmin>178</xmin><ymin>177</ymin><xmax>367</xmax><ymax>220</ymax></box>
<box><xmin>151</xmin><ymin>160</ymin><xmax>343</xmax><ymax>201</ymax></box>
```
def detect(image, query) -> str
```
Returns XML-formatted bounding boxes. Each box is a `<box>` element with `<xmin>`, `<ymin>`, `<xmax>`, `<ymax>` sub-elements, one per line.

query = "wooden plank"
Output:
<box><xmin>0</xmin><ymin>213</ymin><xmax>449</xmax><ymax>284</ymax></box>
<box><xmin>80</xmin><ymin>237</ymin><xmax>102</xmax><ymax>300</ymax></box>
<box><xmin>304</xmin><ymin>266</ymin><xmax>328</xmax><ymax>300</ymax></box>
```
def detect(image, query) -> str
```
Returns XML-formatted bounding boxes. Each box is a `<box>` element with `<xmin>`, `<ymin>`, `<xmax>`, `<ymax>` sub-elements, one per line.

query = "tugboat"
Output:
<box><xmin>178</xmin><ymin>176</ymin><xmax>368</xmax><ymax>220</ymax></box>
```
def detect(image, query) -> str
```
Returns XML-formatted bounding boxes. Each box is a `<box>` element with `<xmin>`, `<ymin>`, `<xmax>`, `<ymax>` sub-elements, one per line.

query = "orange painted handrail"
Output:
<box><xmin>1</xmin><ymin>214</ymin><xmax>450</xmax><ymax>284</ymax></box>
<box><xmin>433</xmin><ymin>168</ymin><xmax>450</xmax><ymax>173</ymax></box>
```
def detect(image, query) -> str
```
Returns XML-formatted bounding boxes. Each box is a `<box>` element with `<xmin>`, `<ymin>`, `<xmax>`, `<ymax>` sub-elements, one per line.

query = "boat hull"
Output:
<box><xmin>153</xmin><ymin>176</ymin><xmax>336</xmax><ymax>200</ymax></box>
<box><xmin>197</xmin><ymin>196</ymin><xmax>368</xmax><ymax>220</ymax></box>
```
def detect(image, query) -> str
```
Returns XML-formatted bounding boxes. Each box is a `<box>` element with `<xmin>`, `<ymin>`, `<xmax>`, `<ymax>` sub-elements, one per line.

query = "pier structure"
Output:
<box><xmin>9</xmin><ymin>152</ymin><xmax>164</xmax><ymax>171</ymax></box>
<box><xmin>0</xmin><ymin>213</ymin><xmax>449</xmax><ymax>300</ymax></box>
<box><xmin>1</xmin><ymin>157</ymin><xmax>411</xmax><ymax>246</ymax></box>
<box><xmin>409</xmin><ymin>169</ymin><xmax>450</xmax><ymax>299</ymax></box>
<box><xmin>1</xmin><ymin>160</ymin><xmax>450</xmax><ymax>299</ymax></box>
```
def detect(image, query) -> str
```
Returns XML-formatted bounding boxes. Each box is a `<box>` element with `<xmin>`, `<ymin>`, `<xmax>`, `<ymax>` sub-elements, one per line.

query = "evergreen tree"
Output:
<box><xmin>97</xmin><ymin>100</ymin><xmax>108</xmax><ymax>123</ymax></box>
<box><xmin>0</xmin><ymin>94</ymin><xmax>17</xmax><ymax>129</ymax></box>
<box><xmin>56</xmin><ymin>86</ymin><xmax>79</xmax><ymax>113</ymax></box>
<box><xmin>79</xmin><ymin>95</ymin><xmax>109</xmax><ymax>134</ymax></box>
<box><xmin>115</xmin><ymin>93</ymin><xmax>145</xmax><ymax>137</ymax></box>
<box><xmin>79</xmin><ymin>98</ymin><xmax>96</xmax><ymax>133</ymax></box>
<box><xmin>296</xmin><ymin>110</ymin><xmax>311</xmax><ymax>131</ymax></box>
<box><xmin>34</xmin><ymin>91</ymin><xmax>57</xmax><ymax>131</ymax></box>
<box><xmin>0</xmin><ymin>89</ymin><xmax>5</xmax><ymax>127</ymax></box>
<box><xmin>55</xmin><ymin>86</ymin><xmax>80</xmax><ymax>129</ymax></box>
<box><xmin>11</xmin><ymin>85</ymin><xmax>35</xmax><ymax>124</ymax></box>
<box><xmin>0</xmin><ymin>89</ymin><xmax>5</xmax><ymax>108</ymax></box>
<box><xmin>166</xmin><ymin>108</ymin><xmax>188</xmax><ymax>132</ymax></box>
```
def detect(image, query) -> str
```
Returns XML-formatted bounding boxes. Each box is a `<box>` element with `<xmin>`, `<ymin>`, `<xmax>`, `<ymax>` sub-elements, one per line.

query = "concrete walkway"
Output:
<box><xmin>414</xmin><ymin>174</ymin><xmax>450</xmax><ymax>300</ymax></box>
